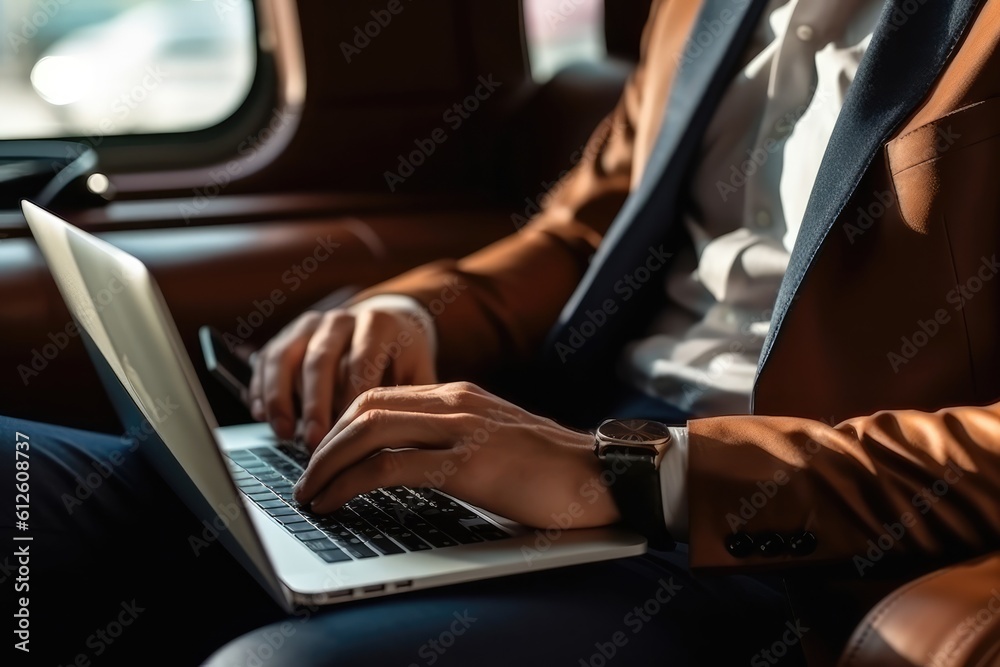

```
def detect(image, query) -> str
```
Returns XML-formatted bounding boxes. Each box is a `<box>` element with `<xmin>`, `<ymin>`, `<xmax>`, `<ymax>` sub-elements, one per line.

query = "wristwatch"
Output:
<box><xmin>594</xmin><ymin>418</ymin><xmax>676</xmax><ymax>550</ymax></box>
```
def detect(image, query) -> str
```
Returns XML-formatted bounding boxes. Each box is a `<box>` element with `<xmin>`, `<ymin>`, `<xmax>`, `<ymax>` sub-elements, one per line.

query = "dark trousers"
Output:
<box><xmin>0</xmin><ymin>410</ymin><xmax>805</xmax><ymax>666</ymax></box>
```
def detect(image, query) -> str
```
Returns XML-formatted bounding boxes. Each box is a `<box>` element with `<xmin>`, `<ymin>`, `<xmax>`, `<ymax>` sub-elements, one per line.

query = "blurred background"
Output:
<box><xmin>0</xmin><ymin>0</ymin><xmax>604</xmax><ymax>140</ymax></box>
<box><xmin>0</xmin><ymin>0</ymin><xmax>257</xmax><ymax>138</ymax></box>
<box><xmin>523</xmin><ymin>0</ymin><xmax>605</xmax><ymax>82</ymax></box>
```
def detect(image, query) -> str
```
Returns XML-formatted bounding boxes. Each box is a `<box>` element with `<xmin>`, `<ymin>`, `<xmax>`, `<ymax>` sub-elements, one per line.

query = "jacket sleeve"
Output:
<box><xmin>348</xmin><ymin>3</ymin><xmax>671</xmax><ymax>380</ymax></box>
<box><xmin>687</xmin><ymin>402</ymin><xmax>1000</xmax><ymax>570</ymax></box>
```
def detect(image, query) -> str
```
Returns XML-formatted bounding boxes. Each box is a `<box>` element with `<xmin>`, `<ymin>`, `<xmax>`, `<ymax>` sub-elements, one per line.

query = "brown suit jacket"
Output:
<box><xmin>354</xmin><ymin>0</ymin><xmax>1000</xmax><ymax>577</ymax></box>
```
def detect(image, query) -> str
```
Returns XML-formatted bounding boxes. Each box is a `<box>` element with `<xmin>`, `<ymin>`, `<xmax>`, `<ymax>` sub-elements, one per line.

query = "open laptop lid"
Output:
<box><xmin>21</xmin><ymin>200</ymin><xmax>292</xmax><ymax>610</ymax></box>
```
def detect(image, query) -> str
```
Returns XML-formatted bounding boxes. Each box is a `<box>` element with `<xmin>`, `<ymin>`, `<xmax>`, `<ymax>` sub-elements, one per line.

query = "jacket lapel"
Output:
<box><xmin>754</xmin><ymin>0</ymin><xmax>983</xmax><ymax>396</ymax></box>
<box><xmin>545</xmin><ymin>0</ymin><xmax>770</xmax><ymax>369</ymax></box>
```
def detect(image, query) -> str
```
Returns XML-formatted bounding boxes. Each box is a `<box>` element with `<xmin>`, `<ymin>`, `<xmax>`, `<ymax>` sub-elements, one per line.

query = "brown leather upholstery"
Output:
<box><xmin>839</xmin><ymin>554</ymin><xmax>1000</xmax><ymax>667</ymax></box>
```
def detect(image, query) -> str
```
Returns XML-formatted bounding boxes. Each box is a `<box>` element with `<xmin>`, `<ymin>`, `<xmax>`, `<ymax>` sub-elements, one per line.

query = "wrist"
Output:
<box><xmin>349</xmin><ymin>294</ymin><xmax>438</xmax><ymax>356</ymax></box>
<box><xmin>593</xmin><ymin>419</ymin><xmax>678</xmax><ymax>550</ymax></box>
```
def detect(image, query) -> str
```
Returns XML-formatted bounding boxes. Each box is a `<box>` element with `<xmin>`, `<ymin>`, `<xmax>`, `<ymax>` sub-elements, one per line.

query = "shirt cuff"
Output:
<box><xmin>658</xmin><ymin>426</ymin><xmax>689</xmax><ymax>542</ymax></box>
<box><xmin>349</xmin><ymin>294</ymin><xmax>438</xmax><ymax>357</ymax></box>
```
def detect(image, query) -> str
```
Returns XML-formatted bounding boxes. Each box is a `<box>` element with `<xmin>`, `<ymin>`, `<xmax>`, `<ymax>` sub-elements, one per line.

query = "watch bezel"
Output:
<box><xmin>594</xmin><ymin>419</ymin><xmax>672</xmax><ymax>459</ymax></box>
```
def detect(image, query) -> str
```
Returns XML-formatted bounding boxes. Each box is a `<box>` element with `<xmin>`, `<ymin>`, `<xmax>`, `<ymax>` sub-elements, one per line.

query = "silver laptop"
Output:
<box><xmin>22</xmin><ymin>200</ymin><xmax>645</xmax><ymax>611</ymax></box>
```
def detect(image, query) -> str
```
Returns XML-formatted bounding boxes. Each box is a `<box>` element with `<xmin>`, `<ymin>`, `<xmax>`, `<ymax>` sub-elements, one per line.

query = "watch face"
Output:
<box><xmin>597</xmin><ymin>419</ymin><xmax>671</xmax><ymax>445</ymax></box>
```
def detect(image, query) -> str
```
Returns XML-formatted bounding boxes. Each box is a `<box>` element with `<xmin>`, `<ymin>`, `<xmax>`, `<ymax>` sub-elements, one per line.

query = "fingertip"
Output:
<box><xmin>310</xmin><ymin>496</ymin><xmax>341</xmax><ymax>515</ymax></box>
<box><xmin>292</xmin><ymin>483</ymin><xmax>307</xmax><ymax>506</ymax></box>
<box><xmin>272</xmin><ymin>416</ymin><xmax>294</xmax><ymax>440</ymax></box>
<box><xmin>304</xmin><ymin>420</ymin><xmax>326</xmax><ymax>450</ymax></box>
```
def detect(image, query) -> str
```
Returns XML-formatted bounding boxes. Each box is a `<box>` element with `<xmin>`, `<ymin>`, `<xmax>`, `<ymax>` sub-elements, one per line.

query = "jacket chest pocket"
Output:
<box><xmin>886</xmin><ymin>96</ymin><xmax>1000</xmax><ymax>233</ymax></box>
<box><xmin>886</xmin><ymin>96</ymin><xmax>1000</xmax><ymax>399</ymax></box>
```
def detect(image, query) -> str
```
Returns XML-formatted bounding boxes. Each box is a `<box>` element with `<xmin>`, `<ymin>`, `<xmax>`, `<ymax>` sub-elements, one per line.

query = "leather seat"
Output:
<box><xmin>838</xmin><ymin>552</ymin><xmax>1000</xmax><ymax>666</ymax></box>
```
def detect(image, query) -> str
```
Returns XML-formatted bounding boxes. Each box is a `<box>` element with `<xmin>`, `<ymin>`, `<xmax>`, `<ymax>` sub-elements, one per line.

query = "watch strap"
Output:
<box><xmin>602</xmin><ymin>451</ymin><xmax>675</xmax><ymax>551</ymax></box>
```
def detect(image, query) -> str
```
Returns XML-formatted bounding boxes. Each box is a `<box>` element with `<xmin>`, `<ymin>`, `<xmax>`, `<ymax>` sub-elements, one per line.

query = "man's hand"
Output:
<box><xmin>292</xmin><ymin>382</ymin><xmax>620</xmax><ymax>530</ymax></box>
<box><xmin>247</xmin><ymin>297</ymin><xmax>437</xmax><ymax>449</ymax></box>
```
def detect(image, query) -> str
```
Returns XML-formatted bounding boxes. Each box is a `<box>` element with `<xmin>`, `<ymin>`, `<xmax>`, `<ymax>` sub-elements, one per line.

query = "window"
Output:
<box><xmin>523</xmin><ymin>0</ymin><xmax>606</xmax><ymax>83</ymax></box>
<box><xmin>0</xmin><ymin>0</ymin><xmax>257</xmax><ymax>140</ymax></box>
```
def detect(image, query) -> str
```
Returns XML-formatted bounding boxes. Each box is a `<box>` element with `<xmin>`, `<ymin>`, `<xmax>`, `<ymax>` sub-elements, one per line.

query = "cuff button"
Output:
<box><xmin>788</xmin><ymin>531</ymin><xmax>817</xmax><ymax>556</ymax></box>
<box><xmin>725</xmin><ymin>532</ymin><xmax>755</xmax><ymax>558</ymax></box>
<box><xmin>758</xmin><ymin>533</ymin><xmax>785</xmax><ymax>557</ymax></box>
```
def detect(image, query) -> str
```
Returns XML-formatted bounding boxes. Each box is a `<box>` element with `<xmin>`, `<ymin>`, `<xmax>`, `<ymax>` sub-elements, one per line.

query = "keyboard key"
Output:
<box><xmin>417</xmin><ymin>527</ymin><xmax>457</xmax><ymax>548</ymax></box>
<box><xmin>364</xmin><ymin>533</ymin><xmax>405</xmax><ymax>555</ymax></box>
<box><xmin>333</xmin><ymin>537</ymin><xmax>378</xmax><ymax>559</ymax></box>
<box><xmin>272</xmin><ymin>513</ymin><xmax>309</xmax><ymax>525</ymax></box>
<box><xmin>316</xmin><ymin>548</ymin><xmax>352</xmax><ymax>563</ymax></box>
<box><xmin>267</xmin><ymin>506</ymin><xmax>300</xmax><ymax>517</ymax></box>
<box><xmin>274</xmin><ymin>463</ymin><xmax>301</xmax><ymax>476</ymax></box>
<box><xmin>471</xmin><ymin>527</ymin><xmax>510</xmax><ymax>541</ymax></box>
<box><xmin>286</xmin><ymin>522</ymin><xmax>321</xmax><ymax>534</ymax></box>
<box><xmin>390</xmin><ymin>531</ymin><xmax>431</xmax><ymax>551</ymax></box>
<box><xmin>275</xmin><ymin>442</ymin><xmax>310</xmax><ymax>466</ymax></box>
<box><xmin>296</xmin><ymin>530</ymin><xmax>327</xmax><ymax>542</ymax></box>
<box><xmin>247</xmin><ymin>492</ymin><xmax>274</xmax><ymax>502</ymax></box>
<box><xmin>301</xmin><ymin>537</ymin><xmax>333</xmax><ymax>551</ymax></box>
<box><xmin>257</xmin><ymin>499</ymin><xmax>287</xmax><ymax>510</ymax></box>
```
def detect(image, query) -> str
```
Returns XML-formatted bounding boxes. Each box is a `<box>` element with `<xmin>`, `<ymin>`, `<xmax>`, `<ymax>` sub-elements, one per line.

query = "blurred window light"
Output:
<box><xmin>0</xmin><ymin>0</ymin><xmax>257</xmax><ymax>140</ymax></box>
<box><xmin>523</xmin><ymin>0</ymin><xmax>606</xmax><ymax>83</ymax></box>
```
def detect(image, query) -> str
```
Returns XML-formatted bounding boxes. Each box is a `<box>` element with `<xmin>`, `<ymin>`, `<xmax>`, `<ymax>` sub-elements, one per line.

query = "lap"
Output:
<box><xmin>207</xmin><ymin>547</ymin><xmax>798</xmax><ymax>667</ymax></box>
<box><xmin>0</xmin><ymin>415</ymin><xmax>802</xmax><ymax>666</ymax></box>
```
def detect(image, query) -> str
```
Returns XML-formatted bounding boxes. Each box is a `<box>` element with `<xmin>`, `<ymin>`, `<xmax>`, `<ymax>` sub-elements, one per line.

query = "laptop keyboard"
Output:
<box><xmin>226</xmin><ymin>445</ymin><xmax>511</xmax><ymax>564</ymax></box>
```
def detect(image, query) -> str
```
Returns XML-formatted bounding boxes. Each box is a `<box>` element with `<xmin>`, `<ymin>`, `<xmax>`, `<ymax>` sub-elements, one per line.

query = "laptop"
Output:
<box><xmin>21</xmin><ymin>200</ymin><xmax>646</xmax><ymax>610</ymax></box>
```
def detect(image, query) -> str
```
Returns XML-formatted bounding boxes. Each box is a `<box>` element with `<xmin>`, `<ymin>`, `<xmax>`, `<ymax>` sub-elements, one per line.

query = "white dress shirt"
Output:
<box><xmin>622</xmin><ymin>0</ymin><xmax>884</xmax><ymax>418</ymax></box>
<box><xmin>642</xmin><ymin>0</ymin><xmax>886</xmax><ymax>539</ymax></box>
